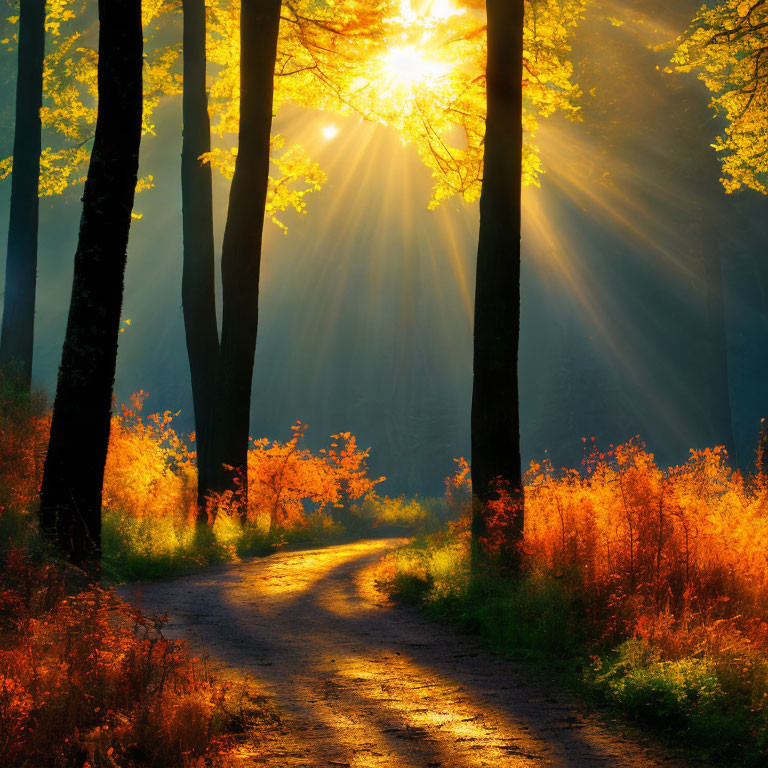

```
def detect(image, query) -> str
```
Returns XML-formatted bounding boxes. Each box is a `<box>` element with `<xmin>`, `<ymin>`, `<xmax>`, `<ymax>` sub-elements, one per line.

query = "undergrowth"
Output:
<box><xmin>379</xmin><ymin>442</ymin><xmax>768</xmax><ymax>765</ymax></box>
<box><xmin>0</xmin><ymin>548</ymin><xmax>270</xmax><ymax>767</ymax></box>
<box><xmin>1</xmin><ymin>385</ymin><xmax>425</xmax><ymax>582</ymax></box>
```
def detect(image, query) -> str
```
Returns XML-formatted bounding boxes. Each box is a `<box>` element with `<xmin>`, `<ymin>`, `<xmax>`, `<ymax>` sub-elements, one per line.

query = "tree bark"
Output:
<box><xmin>181</xmin><ymin>0</ymin><xmax>219</xmax><ymax>519</ymax></box>
<box><xmin>470</xmin><ymin>0</ymin><xmax>525</xmax><ymax>572</ymax></box>
<box><xmin>209</xmin><ymin>0</ymin><xmax>282</xmax><ymax>514</ymax></box>
<box><xmin>0</xmin><ymin>0</ymin><xmax>46</xmax><ymax>393</ymax></box>
<box><xmin>39</xmin><ymin>0</ymin><xmax>143</xmax><ymax>577</ymax></box>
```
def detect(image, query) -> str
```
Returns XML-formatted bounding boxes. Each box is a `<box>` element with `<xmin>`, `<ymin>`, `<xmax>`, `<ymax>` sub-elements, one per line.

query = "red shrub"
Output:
<box><xmin>0</xmin><ymin>552</ymin><xmax>236</xmax><ymax>767</ymax></box>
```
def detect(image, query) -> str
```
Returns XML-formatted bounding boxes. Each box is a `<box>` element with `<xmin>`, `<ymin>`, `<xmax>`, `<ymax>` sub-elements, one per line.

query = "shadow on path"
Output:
<box><xmin>120</xmin><ymin>539</ymin><xmax>694</xmax><ymax>768</ymax></box>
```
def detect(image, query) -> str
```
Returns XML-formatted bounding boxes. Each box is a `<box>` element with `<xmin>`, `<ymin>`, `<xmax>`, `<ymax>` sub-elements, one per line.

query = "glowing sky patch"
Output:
<box><xmin>321</xmin><ymin>124</ymin><xmax>340</xmax><ymax>141</ymax></box>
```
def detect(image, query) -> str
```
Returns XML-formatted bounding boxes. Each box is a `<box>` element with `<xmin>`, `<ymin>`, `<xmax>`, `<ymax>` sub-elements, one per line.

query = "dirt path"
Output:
<box><xmin>120</xmin><ymin>539</ymin><xmax>693</xmax><ymax>768</ymax></box>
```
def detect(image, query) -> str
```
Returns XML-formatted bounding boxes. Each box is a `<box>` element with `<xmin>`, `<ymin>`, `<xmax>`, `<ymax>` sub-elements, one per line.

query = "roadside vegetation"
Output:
<box><xmin>0</xmin><ymin>382</ymin><xmax>278</xmax><ymax>766</ymax></box>
<box><xmin>8</xmin><ymin>377</ymin><xmax>767</xmax><ymax>764</ymax></box>
<box><xmin>379</xmin><ymin>441</ymin><xmax>768</xmax><ymax>766</ymax></box>
<box><xmin>0</xmin><ymin>381</ymin><xmax>429</xmax><ymax>766</ymax></box>
<box><xmin>0</xmin><ymin>548</ymin><xmax>278</xmax><ymax>767</ymax></box>
<box><xmin>1</xmin><ymin>381</ymin><xmax>438</xmax><ymax>582</ymax></box>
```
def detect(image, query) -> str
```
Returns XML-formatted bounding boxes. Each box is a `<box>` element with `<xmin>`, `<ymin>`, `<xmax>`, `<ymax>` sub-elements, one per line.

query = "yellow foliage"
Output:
<box><xmin>200</xmin><ymin>136</ymin><xmax>326</xmax><ymax>230</ymax></box>
<box><xmin>7</xmin><ymin>0</ymin><xmax>587</xmax><ymax>215</ymax></box>
<box><xmin>102</xmin><ymin>391</ymin><xmax>197</xmax><ymax>523</ymax></box>
<box><xmin>2</xmin><ymin>0</ymin><xmax>177</xmax><ymax>198</ymax></box>
<box><xmin>205</xmin><ymin>0</ymin><xmax>585</xmax><ymax>206</ymax></box>
<box><xmin>671</xmin><ymin>0</ymin><xmax>768</xmax><ymax>194</ymax></box>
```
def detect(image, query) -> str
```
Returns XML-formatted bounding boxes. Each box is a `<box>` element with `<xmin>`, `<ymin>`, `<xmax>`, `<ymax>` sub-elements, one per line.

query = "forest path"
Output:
<box><xmin>120</xmin><ymin>539</ymin><xmax>692</xmax><ymax>768</ymax></box>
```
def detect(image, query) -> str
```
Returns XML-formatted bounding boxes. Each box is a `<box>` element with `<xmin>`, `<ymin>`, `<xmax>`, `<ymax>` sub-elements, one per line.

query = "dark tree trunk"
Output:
<box><xmin>181</xmin><ymin>0</ymin><xmax>219</xmax><ymax>519</ymax></box>
<box><xmin>471</xmin><ymin>0</ymin><xmax>525</xmax><ymax>572</ymax></box>
<box><xmin>39</xmin><ymin>0</ymin><xmax>143</xmax><ymax>577</ymax></box>
<box><xmin>0</xmin><ymin>0</ymin><xmax>46</xmax><ymax>392</ymax></box>
<box><xmin>209</xmin><ymin>0</ymin><xmax>282</xmax><ymax>514</ymax></box>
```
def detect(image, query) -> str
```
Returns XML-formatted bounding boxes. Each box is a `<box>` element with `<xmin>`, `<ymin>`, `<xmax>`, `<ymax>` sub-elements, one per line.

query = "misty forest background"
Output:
<box><xmin>7</xmin><ymin>0</ymin><xmax>768</xmax><ymax>765</ymax></box>
<box><xmin>3</xmin><ymin>0</ymin><xmax>765</xmax><ymax>497</ymax></box>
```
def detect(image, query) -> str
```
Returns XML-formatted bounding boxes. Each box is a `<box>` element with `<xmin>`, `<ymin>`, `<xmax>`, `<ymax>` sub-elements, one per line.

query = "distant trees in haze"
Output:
<box><xmin>673</xmin><ymin>0</ymin><xmax>768</xmax><ymax>452</ymax></box>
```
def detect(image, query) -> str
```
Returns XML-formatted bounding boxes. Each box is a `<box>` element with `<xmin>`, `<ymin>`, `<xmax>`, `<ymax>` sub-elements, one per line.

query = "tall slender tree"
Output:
<box><xmin>39</xmin><ymin>0</ymin><xmax>143</xmax><ymax>576</ymax></box>
<box><xmin>471</xmin><ymin>0</ymin><xmax>525</xmax><ymax>571</ymax></box>
<box><xmin>209</xmin><ymin>0</ymin><xmax>283</xmax><ymax>511</ymax></box>
<box><xmin>183</xmin><ymin>0</ymin><xmax>336</xmax><ymax>518</ymax></box>
<box><xmin>181</xmin><ymin>0</ymin><xmax>219</xmax><ymax>517</ymax></box>
<box><xmin>0</xmin><ymin>0</ymin><xmax>46</xmax><ymax>393</ymax></box>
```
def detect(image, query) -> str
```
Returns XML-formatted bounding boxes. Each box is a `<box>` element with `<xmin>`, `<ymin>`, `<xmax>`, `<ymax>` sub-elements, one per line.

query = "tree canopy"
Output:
<box><xmin>0</xmin><ymin>0</ymin><xmax>325</xmax><ymax>225</ymax></box>
<box><xmin>1</xmin><ymin>0</ymin><xmax>587</xmax><ymax>212</ymax></box>
<box><xmin>0</xmin><ymin>0</ymin><xmax>177</xmax><ymax>197</ymax></box>
<box><xmin>672</xmin><ymin>0</ymin><xmax>768</xmax><ymax>195</ymax></box>
<box><xmin>209</xmin><ymin>0</ymin><xmax>587</xmax><ymax>206</ymax></box>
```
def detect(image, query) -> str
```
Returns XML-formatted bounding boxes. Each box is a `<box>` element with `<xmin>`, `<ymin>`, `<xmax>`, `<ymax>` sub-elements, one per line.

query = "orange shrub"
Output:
<box><xmin>244</xmin><ymin>422</ymin><xmax>382</xmax><ymax>530</ymax></box>
<box><xmin>102</xmin><ymin>391</ymin><xmax>197</xmax><ymax>522</ymax></box>
<box><xmin>524</xmin><ymin>439</ymin><xmax>768</xmax><ymax>647</ymax></box>
<box><xmin>442</xmin><ymin>439</ymin><xmax>768</xmax><ymax>650</ymax></box>
<box><xmin>0</xmin><ymin>387</ymin><xmax>381</xmax><ymax>542</ymax></box>
<box><xmin>0</xmin><ymin>389</ymin><xmax>381</xmax><ymax>577</ymax></box>
<box><xmin>0</xmin><ymin>383</ymin><xmax>50</xmax><ymax>543</ymax></box>
<box><xmin>0</xmin><ymin>551</ymin><xmax>237</xmax><ymax>767</ymax></box>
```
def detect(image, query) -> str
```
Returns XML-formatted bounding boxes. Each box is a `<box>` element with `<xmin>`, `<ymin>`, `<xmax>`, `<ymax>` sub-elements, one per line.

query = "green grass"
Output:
<box><xmin>102</xmin><ymin>508</ymin><xmax>347</xmax><ymax>583</ymax></box>
<box><xmin>584</xmin><ymin>639</ymin><xmax>768</xmax><ymax>764</ymax></box>
<box><xmin>382</xmin><ymin>533</ymin><xmax>768</xmax><ymax>766</ymax></box>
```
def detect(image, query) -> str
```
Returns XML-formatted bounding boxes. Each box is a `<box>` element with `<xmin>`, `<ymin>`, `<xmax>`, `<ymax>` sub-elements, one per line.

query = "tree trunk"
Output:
<box><xmin>181</xmin><ymin>0</ymin><xmax>219</xmax><ymax>519</ymax></box>
<box><xmin>210</xmin><ymin>0</ymin><xmax>281</xmax><ymax>514</ymax></box>
<box><xmin>0</xmin><ymin>0</ymin><xmax>46</xmax><ymax>393</ymax></box>
<box><xmin>470</xmin><ymin>0</ymin><xmax>525</xmax><ymax>572</ymax></box>
<box><xmin>39</xmin><ymin>0</ymin><xmax>143</xmax><ymax>577</ymax></box>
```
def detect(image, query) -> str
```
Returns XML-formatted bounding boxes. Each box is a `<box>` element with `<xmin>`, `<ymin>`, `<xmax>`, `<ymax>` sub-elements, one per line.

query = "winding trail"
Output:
<box><xmin>120</xmin><ymin>539</ymin><xmax>693</xmax><ymax>768</ymax></box>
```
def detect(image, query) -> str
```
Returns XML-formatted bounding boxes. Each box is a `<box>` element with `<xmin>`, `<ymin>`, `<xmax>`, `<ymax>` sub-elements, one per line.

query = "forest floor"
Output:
<box><xmin>119</xmin><ymin>539</ymin><xmax>698</xmax><ymax>768</ymax></box>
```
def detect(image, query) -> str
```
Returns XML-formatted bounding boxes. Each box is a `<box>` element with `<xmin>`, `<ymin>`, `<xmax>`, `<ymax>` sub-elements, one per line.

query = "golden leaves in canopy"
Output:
<box><xmin>201</xmin><ymin>138</ymin><xmax>326</xmax><ymax>232</ymax></box>
<box><xmin>2</xmin><ymin>0</ymin><xmax>322</xmax><ymax>225</ymax></box>
<box><xmin>671</xmin><ymin>0</ymin><xmax>768</xmax><ymax>195</ymax></box>
<box><xmin>2</xmin><ymin>0</ymin><xmax>587</xmax><ymax>212</ymax></box>
<box><xmin>1</xmin><ymin>0</ymin><xmax>176</xmax><ymax>196</ymax></box>
<box><xmin>207</xmin><ymin>0</ymin><xmax>586</xmax><ymax>207</ymax></box>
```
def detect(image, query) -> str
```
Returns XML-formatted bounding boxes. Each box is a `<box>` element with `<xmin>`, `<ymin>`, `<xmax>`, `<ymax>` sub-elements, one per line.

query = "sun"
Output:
<box><xmin>381</xmin><ymin>44</ymin><xmax>449</xmax><ymax>89</ymax></box>
<box><xmin>321</xmin><ymin>124</ymin><xmax>340</xmax><ymax>141</ymax></box>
